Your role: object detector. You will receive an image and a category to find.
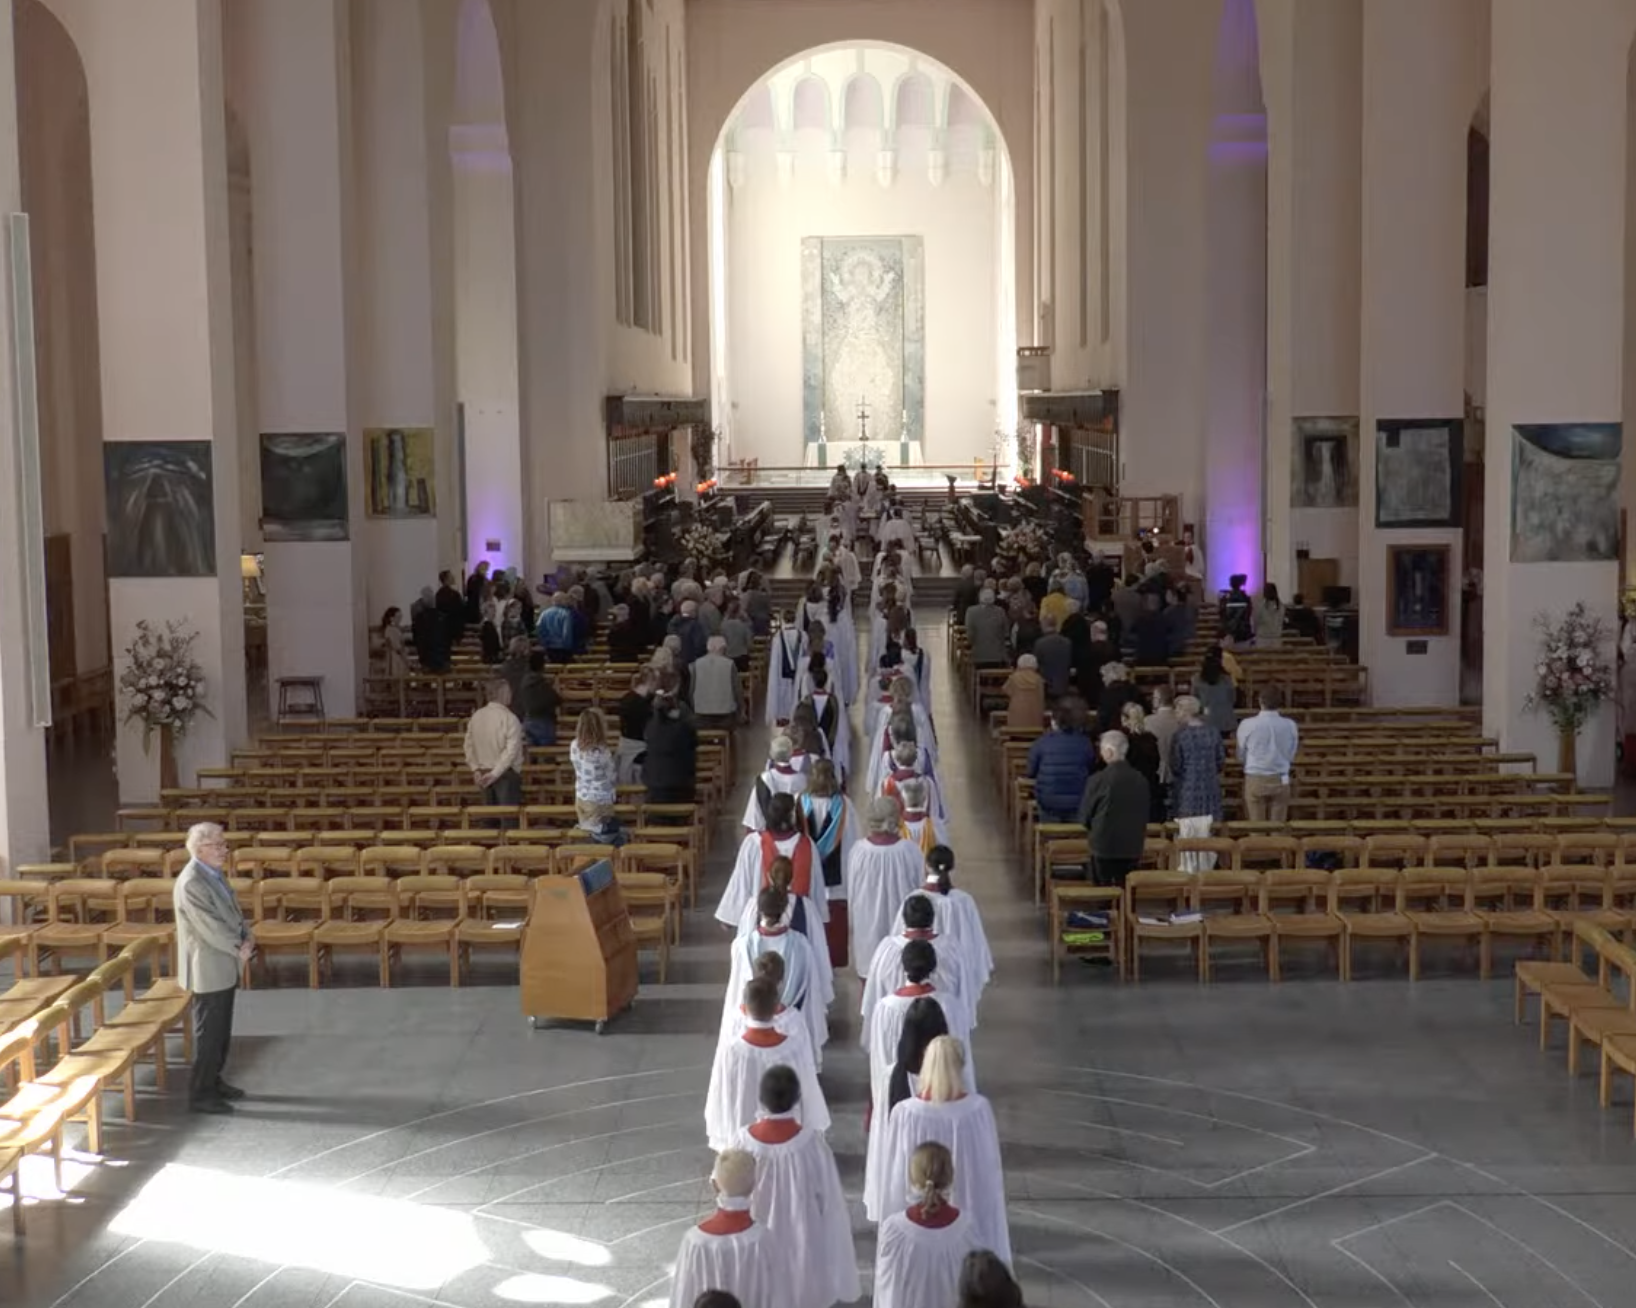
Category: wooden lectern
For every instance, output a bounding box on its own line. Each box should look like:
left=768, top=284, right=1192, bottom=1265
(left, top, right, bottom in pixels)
left=519, top=860, right=638, bottom=1033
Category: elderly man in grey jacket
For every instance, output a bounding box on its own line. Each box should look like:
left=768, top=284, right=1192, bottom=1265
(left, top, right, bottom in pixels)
left=175, top=822, right=253, bottom=1113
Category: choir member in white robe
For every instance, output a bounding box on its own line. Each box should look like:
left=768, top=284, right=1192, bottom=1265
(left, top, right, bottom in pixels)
left=903, top=844, right=994, bottom=995
left=799, top=760, right=857, bottom=969
left=716, top=795, right=829, bottom=932
left=872, top=1037, right=1011, bottom=1266
left=730, top=1066, right=859, bottom=1308
left=893, top=775, right=950, bottom=853
left=764, top=620, right=805, bottom=726
left=866, top=679, right=937, bottom=765
left=718, top=950, right=815, bottom=1062
left=847, top=798, right=930, bottom=979
left=879, top=509, right=917, bottom=560
left=861, top=895, right=977, bottom=1030
left=900, top=630, right=933, bottom=717
left=875, top=739, right=947, bottom=823
left=706, top=978, right=830, bottom=1150
left=873, top=1142, right=981, bottom=1308
left=795, top=619, right=840, bottom=701
left=742, top=735, right=809, bottom=831
left=668, top=1150, right=782, bottom=1308
left=834, top=538, right=861, bottom=591
left=800, top=674, right=849, bottom=782
left=727, top=883, right=830, bottom=1052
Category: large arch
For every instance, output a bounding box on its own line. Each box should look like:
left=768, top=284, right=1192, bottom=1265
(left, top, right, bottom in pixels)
left=685, top=0, right=1034, bottom=406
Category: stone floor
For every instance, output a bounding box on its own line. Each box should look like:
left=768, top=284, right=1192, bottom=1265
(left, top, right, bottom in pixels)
left=6, top=623, right=1636, bottom=1308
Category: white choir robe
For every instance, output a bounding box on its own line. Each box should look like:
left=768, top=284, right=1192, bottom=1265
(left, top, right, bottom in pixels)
left=717, top=996, right=814, bottom=1069
left=800, top=792, right=858, bottom=906
left=893, top=886, right=994, bottom=994
left=705, top=1021, right=830, bottom=1150
left=835, top=544, right=861, bottom=590
left=861, top=931, right=978, bottom=1030
left=765, top=628, right=806, bottom=726
left=716, top=831, right=830, bottom=932
left=667, top=1199, right=783, bottom=1308
left=872, top=757, right=947, bottom=825
left=827, top=607, right=860, bottom=704
left=725, top=924, right=831, bottom=1054
left=846, top=836, right=929, bottom=980
left=898, top=811, right=951, bottom=855
left=900, top=645, right=933, bottom=715
left=873, top=1208, right=982, bottom=1308
left=804, top=692, right=850, bottom=781
left=865, top=703, right=938, bottom=771
left=871, top=569, right=911, bottom=609
left=741, top=764, right=810, bottom=831
left=729, top=1115, right=861, bottom=1308
left=861, top=985, right=976, bottom=1211
left=869, top=1094, right=1012, bottom=1266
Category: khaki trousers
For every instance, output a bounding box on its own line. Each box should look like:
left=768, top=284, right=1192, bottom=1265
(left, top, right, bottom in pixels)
left=1243, top=773, right=1291, bottom=823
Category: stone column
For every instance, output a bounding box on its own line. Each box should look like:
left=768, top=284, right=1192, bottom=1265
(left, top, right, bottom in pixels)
left=1483, top=0, right=1636, bottom=784
left=0, top=0, right=51, bottom=865
left=352, top=0, right=460, bottom=618
left=235, top=0, right=369, bottom=719
left=58, top=0, right=246, bottom=799
left=1358, top=0, right=1486, bottom=706
left=1259, top=0, right=1361, bottom=600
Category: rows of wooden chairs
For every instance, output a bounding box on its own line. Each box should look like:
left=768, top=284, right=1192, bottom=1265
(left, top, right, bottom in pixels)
left=1515, top=920, right=1636, bottom=1136
left=2, top=842, right=686, bottom=989
left=1049, top=860, right=1636, bottom=986
left=0, top=937, right=187, bottom=1233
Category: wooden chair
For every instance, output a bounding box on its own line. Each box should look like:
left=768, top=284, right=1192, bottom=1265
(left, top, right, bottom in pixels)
left=1401, top=867, right=1482, bottom=980
left=29, top=880, right=115, bottom=976
left=424, top=845, right=489, bottom=878
left=1199, top=870, right=1277, bottom=981
left=1049, top=884, right=1124, bottom=982
left=310, top=877, right=393, bottom=986
left=1265, top=868, right=1342, bottom=978
left=488, top=846, right=557, bottom=878
left=246, top=878, right=324, bottom=987
left=295, top=845, right=360, bottom=880
left=616, top=871, right=674, bottom=983
left=456, top=873, right=529, bottom=981
left=1125, top=871, right=1205, bottom=983
left=358, top=846, right=427, bottom=879
left=1471, top=866, right=1557, bottom=980
left=381, top=876, right=464, bottom=986
left=1361, top=834, right=1427, bottom=870
left=1600, top=1032, right=1636, bottom=1134
left=554, top=844, right=616, bottom=878
left=100, top=848, right=166, bottom=880
left=99, top=880, right=178, bottom=979
left=1425, top=834, right=1494, bottom=870
left=1231, top=836, right=1301, bottom=872
left=618, top=844, right=689, bottom=943
left=1536, top=924, right=1627, bottom=1053
left=1333, top=868, right=1410, bottom=981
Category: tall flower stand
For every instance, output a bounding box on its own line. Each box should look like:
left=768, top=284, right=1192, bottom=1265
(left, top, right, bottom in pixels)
left=158, top=724, right=179, bottom=793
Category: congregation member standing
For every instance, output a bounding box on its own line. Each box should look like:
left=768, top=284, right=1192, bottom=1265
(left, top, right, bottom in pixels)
left=1076, top=730, right=1150, bottom=887
left=1026, top=698, right=1096, bottom=823
left=1236, top=686, right=1298, bottom=821
left=643, top=691, right=698, bottom=805
left=963, top=589, right=1009, bottom=671
left=463, top=681, right=525, bottom=806
left=690, top=635, right=744, bottom=728
left=537, top=592, right=577, bottom=664
left=569, top=709, right=618, bottom=830
left=175, top=822, right=252, bottom=1115
left=1169, top=694, right=1226, bottom=864
left=517, top=651, right=560, bottom=747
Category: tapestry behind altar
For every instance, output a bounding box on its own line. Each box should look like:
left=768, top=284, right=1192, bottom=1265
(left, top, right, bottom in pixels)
left=801, top=236, right=925, bottom=456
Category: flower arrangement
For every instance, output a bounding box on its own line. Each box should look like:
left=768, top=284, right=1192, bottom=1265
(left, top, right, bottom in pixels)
left=1000, top=521, right=1052, bottom=567
left=842, top=445, right=885, bottom=473
left=1524, top=601, right=1613, bottom=736
left=679, top=522, right=725, bottom=567
left=118, top=620, right=211, bottom=748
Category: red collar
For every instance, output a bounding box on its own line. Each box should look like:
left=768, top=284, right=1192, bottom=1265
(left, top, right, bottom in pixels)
left=742, top=1026, right=787, bottom=1048
left=758, top=924, right=788, bottom=937
left=903, top=928, right=936, bottom=941
left=770, top=764, right=797, bottom=775
left=699, top=1208, right=756, bottom=1236
left=867, top=833, right=901, bottom=847
left=749, top=1117, right=802, bottom=1144
left=895, top=982, right=934, bottom=997
left=907, top=1203, right=961, bottom=1229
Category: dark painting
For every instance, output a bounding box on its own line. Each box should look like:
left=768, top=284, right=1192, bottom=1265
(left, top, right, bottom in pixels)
left=260, top=433, right=348, bottom=542
left=104, top=441, right=216, bottom=578
left=1387, top=544, right=1450, bottom=637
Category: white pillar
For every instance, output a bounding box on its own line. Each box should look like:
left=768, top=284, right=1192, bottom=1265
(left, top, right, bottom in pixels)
left=1260, top=0, right=1361, bottom=600
left=1483, top=0, right=1636, bottom=784
left=236, top=0, right=369, bottom=719
left=0, top=0, right=51, bottom=866
left=63, top=0, right=246, bottom=800
left=353, top=0, right=460, bottom=618
left=1358, top=0, right=1486, bottom=707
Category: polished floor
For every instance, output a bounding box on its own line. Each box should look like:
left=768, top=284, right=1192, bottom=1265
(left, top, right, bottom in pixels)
left=7, top=624, right=1636, bottom=1308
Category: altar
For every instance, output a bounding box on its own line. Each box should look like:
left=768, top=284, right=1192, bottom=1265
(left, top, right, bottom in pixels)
left=802, top=396, right=924, bottom=470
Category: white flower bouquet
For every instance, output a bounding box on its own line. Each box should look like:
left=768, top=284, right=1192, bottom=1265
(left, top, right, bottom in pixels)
left=1000, top=521, right=1051, bottom=567
left=680, top=522, right=725, bottom=567
left=119, top=619, right=212, bottom=747
left=1523, top=601, right=1613, bottom=736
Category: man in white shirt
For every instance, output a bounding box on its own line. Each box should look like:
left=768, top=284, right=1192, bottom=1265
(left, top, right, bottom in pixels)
left=1235, top=686, right=1298, bottom=822
left=463, top=680, right=526, bottom=806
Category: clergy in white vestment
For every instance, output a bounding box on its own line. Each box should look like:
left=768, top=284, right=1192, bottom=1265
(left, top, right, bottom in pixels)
left=834, top=538, right=861, bottom=590
left=729, top=1065, right=860, bottom=1308
left=795, top=619, right=840, bottom=702
left=873, top=1141, right=982, bottom=1308
left=764, top=619, right=805, bottom=726
left=871, top=1037, right=1011, bottom=1266
left=894, top=775, right=950, bottom=853
left=890, top=845, right=994, bottom=996
left=862, top=944, right=976, bottom=1200
left=667, top=1149, right=783, bottom=1308
left=799, top=673, right=849, bottom=782
left=847, top=797, right=930, bottom=979
left=742, top=735, right=809, bottom=831
left=727, top=883, right=830, bottom=1053
left=799, top=760, right=857, bottom=969
left=706, top=977, right=830, bottom=1150
left=875, top=738, right=947, bottom=823
left=878, top=508, right=917, bottom=560
left=861, top=895, right=977, bottom=1031
left=866, top=678, right=936, bottom=765
left=716, top=794, right=829, bottom=932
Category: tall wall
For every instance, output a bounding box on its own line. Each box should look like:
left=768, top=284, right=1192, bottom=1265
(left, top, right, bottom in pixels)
left=723, top=131, right=1001, bottom=467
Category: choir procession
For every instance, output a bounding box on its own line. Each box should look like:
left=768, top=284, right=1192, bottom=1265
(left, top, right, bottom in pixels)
left=669, top=468, right=1009, bottom=1308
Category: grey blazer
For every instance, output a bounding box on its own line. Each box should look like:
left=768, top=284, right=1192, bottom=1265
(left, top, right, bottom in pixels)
left=174, top=857, right=247, bottom=994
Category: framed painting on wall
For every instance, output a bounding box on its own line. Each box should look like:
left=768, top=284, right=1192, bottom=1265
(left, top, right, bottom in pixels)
left=365, top=427, right=436, bottom=518
left=1290, top=417, right=1358, bottom=508
left=104, top=440, right=217, bottom=577
left=1386, top=544, right=1451, bottom=637
left=259, top=433, right=348, bottom=541
left=1375, top=419, right=1462, bottom=528
left=1509, top=422, right=1621, bottom=562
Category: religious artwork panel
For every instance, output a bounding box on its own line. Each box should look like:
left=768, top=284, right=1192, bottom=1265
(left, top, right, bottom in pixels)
left=259, top=433, right=348, bottom=542
left=801, top=236, right=925, bottom=461
left=1374, top=419, right=1462, bottom=528
left=1510, top=423, right=1622, bottom=563
left=104, top=441, right=217, bottom=578
left=365, top=427, right=436, bottom=518
left=1386, top=544, right=1451, bottom=637
left=1290, top=417, right=1358, bottom=508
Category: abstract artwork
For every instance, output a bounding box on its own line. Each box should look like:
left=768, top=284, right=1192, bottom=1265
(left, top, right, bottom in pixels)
left=104, top=441, right=216, bottom=578
left=365, top=427, right=436, bottom=518
left=1387, top=544, right=1451, bottom=637
left=1375, top=419, right=1462, bottom=528
left=1291, top=417, right=1358, bottom=508
left=260, top=433, right=348, bottom=542
left=1510, top=423, right=1621, bottom=562
left=802, top=236, right=924, bottom=457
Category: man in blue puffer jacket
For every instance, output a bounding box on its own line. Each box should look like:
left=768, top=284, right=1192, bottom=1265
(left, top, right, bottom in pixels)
left=1026, top=697, right=1098, bottom=823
